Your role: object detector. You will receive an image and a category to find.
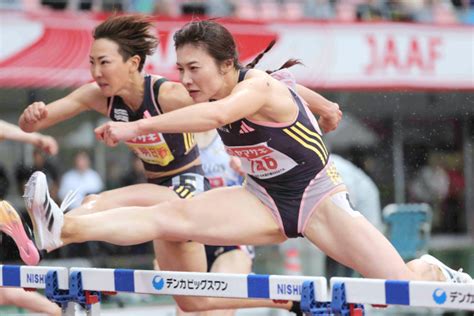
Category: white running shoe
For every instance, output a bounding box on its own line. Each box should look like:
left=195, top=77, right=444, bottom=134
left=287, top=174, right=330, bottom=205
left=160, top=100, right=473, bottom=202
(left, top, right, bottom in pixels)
left=23, top=171, right=76, bottom=252
left=420, top=254, right=473, bottom=283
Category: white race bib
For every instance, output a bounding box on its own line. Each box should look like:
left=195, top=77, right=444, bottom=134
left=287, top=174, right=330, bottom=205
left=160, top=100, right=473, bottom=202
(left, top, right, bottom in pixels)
left=225, top=142, right=297, bottom=179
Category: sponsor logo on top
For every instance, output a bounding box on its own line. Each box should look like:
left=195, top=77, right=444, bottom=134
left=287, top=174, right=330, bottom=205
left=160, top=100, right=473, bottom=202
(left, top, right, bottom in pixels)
left=432, top=288, right=447, bottom=305
left=276, top=283, right=302, bottom=296
left=151, top=275, right=229, bottom=293
left=26, top=273, right=46, bottom=285
left=432, top=288, right=474, bottom=306
left=152, top=276, right=165, bottom=290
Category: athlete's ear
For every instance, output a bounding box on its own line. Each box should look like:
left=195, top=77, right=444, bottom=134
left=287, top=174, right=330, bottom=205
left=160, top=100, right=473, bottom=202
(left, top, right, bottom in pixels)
left=219, top=59, right=234, bottom=75
left=128, top=55, right=141, bottom=72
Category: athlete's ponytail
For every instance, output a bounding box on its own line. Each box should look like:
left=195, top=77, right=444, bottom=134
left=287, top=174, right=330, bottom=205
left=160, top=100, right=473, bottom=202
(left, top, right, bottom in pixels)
left=245, top=40, right=276, bottom=69
left=245, top=40, right=303, bottom=73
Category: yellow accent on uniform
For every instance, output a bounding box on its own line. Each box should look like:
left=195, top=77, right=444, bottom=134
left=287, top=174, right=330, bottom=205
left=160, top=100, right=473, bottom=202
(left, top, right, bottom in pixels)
left=175, top=186, right=185, bottom=194
left=326, top=163, right=343, bottom=185
left=183, top=133, right=195, bottom=153
left=295, top=122, right=329, bottom=156
left=183, top=134, right=190, bottom=152
left=180, top=188, right=190, bottom=198
left=289, top=126, right=328, bottom=160
left=283, top=128, right=326, bottom=165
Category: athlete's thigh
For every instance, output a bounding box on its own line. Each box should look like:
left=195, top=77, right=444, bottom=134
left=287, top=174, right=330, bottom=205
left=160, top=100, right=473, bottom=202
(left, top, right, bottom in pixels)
left=303, top=190, right=409, bottom=279
left=178, top=186, right=286, bottom=246
left=87, top=183, right=178, bottom=210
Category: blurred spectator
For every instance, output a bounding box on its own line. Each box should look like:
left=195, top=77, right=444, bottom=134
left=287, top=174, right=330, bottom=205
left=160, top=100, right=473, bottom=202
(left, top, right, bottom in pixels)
left=207, top=0, right=234, bottom=16
left=335, top=0, right=358, bottom=21
left=153, top=0, right=179, bottom=16
left=325, top=154, right=382, bottom=278
left=0, top=118, right=60, bottom=201
left=195, top=129, right=242, bottom=188
left=332, top=154, right=382, bottom=229
left=432, top=0, right=459, bottom=23
left=58, top=150, right=104, bottom=208
left=409, top=153, right=449, bottom=232
left=356, top=0, right=385, bottom=21
left=457, top=0, right=474, bottom=24
left=441, top=152, right=466, bottom=233
left=306, top=0, right=335, bottom=20
left=15, top=148, right=61, bottom=202
left=9, top=0, right=467, bottom=25
left=181, top=0, right=208, bottom=15
left=386, top=0, right=416, bottom=21
left=0, top=0, right=41, bottom=10
left=231, top=0, right=258, bottom=19
left=120, top=155, right=147, bottom=187
left=125, top=0, right=155, bottom=12
left=41, top=0, right=67, bottom=10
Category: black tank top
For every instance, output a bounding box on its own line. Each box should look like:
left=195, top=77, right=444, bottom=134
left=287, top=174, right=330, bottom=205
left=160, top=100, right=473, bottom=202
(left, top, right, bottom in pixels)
left=107, top=75, right=202, bottom=184
left=217, top=69, right=329, bottom=193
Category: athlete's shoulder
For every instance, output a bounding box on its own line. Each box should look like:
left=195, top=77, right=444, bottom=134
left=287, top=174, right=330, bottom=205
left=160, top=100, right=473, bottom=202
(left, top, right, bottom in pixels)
left=156, top=80, right=193, bottom=112
left=149, top=74, right=167, bottom=83
left=234, top=70, right=272, bottom=92
left=242, top=68, right=268, bottom=79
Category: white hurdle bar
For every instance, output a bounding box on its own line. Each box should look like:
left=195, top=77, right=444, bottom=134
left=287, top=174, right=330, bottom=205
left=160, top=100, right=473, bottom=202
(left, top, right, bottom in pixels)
left=331, top=277, right=474, bottom=311
left=70, top=267, right=328, bottom=302
left=1, top=265, right=473, bottom=313
left=0, top=265, right=69, bottom=290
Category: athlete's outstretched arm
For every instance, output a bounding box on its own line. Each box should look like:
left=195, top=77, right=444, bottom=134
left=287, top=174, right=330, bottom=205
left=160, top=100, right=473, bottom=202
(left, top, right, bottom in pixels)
left=295, top=84, right=342, bottom=133
left=0, top=120, right=58, bottom=155
left=18, top=83, right=108, bottom=132
left=95, top=77, right=270, bottom=146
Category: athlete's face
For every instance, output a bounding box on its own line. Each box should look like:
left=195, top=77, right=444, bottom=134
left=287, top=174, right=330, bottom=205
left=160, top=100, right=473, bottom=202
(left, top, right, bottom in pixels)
left=176, top=44, right=228, bottom=103
left=89, top=38, right=136, bottom=97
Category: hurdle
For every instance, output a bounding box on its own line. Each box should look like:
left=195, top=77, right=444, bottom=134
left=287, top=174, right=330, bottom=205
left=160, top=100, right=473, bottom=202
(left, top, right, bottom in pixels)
left=330, top=277, right=474, bottom=312
left=1, top=265, right=473, bottom=315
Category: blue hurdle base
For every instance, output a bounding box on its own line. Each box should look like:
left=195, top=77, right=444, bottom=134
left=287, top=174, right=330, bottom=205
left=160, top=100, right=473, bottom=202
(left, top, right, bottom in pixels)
left=300, top=280, right=365, bottom=316
left=46, top=270, right=101, bottom=316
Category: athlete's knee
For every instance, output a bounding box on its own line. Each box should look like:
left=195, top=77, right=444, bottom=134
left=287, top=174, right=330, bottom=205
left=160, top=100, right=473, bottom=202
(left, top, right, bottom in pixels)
left=176, top=297, right=213, bottom=312
left=169, top=199, right=197, bottom=231
left=81, top=193, right=100, bottom=206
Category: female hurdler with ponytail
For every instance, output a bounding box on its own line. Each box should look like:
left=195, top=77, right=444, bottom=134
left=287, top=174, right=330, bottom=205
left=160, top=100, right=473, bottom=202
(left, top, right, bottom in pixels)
left=11, top=18, right=472, bottom=315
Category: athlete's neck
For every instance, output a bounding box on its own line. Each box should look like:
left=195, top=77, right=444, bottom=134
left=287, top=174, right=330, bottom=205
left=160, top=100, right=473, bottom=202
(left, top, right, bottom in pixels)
left=116, top=72, right=145, bottom=111
left=212, top=68, right=240, bottom=100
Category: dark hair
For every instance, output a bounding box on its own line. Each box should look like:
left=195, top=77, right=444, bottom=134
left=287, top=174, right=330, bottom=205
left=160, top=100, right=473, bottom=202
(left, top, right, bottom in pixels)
left=93, top=15, right=158, bottom=72
left=174, top=20, right=301, bottom=73
left=245, top=40, right=303, bottom=73
left=173, top=20, right=241, bottom=69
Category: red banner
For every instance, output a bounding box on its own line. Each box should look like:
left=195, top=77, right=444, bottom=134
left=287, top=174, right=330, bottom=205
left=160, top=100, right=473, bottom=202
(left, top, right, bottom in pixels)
left=0, top=11, right=472, bottom=90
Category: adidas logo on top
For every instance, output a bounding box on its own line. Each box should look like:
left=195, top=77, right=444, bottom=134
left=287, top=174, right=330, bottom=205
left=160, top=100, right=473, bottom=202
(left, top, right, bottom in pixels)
left=239, top=121, right=255, bottom=134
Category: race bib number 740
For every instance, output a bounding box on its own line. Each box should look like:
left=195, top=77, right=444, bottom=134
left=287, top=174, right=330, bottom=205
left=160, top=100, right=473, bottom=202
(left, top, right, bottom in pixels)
left=225, top=142, right=297, bottom=179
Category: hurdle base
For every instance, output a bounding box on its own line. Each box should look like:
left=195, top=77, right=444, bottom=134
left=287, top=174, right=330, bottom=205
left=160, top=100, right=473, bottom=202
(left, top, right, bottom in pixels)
left=331, top=282, right=365, bottom=316
left=46, top=270, right=101, bottom=316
